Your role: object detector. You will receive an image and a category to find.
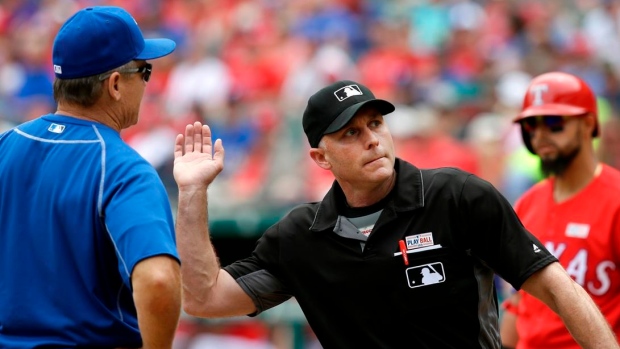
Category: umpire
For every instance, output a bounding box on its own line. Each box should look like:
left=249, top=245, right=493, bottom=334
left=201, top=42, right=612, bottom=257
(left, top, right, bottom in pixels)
left=173, top=80, right=619, bottom=349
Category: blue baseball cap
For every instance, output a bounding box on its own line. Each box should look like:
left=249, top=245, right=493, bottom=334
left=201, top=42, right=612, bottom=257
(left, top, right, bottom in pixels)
left=52, top=6, right=176, bottom=79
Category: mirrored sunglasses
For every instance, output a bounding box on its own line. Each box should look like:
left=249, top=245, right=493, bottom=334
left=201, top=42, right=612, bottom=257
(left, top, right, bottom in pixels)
left=520, top=115, right=567, bottom=133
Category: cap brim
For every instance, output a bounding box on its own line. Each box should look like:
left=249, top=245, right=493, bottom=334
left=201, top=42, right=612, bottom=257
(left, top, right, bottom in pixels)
left=324, top=99, right=396, bottom=134
left=136, top=38, right=176, bottom=60
left=514, top=103, right=587, bottom=122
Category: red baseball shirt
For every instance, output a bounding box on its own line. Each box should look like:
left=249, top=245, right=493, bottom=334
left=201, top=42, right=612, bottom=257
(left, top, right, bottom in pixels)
left=514, top=164, right=620, bottom=349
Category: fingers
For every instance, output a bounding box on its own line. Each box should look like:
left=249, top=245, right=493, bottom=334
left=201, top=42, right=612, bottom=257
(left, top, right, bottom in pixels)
left=183, top=123, right=194, bottom=154
left=173, top=134, right=184, bottom=160
left=213, top=138, right=225, bottom=164
left=176, top=122, right=221, bottom=157
left=193, top=121, right=203, bottom=153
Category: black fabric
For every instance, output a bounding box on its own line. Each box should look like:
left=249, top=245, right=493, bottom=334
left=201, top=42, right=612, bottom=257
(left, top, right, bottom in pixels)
left=224, top=159, right=557, bottom=349
left=301, top=80, right=395, bottom=147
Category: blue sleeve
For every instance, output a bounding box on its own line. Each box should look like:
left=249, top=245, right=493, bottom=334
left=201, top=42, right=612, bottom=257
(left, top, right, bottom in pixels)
left=103, top=155, right=179, bottom=287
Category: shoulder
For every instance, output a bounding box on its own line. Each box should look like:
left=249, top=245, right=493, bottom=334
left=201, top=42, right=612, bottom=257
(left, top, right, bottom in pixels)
left=97, top=128, right=153, bottom=169
left=420, top=166, right=472, bottom=183
left=517, top=178, right=553, bottom=202
left=599, top=165, right=620, bottom=191
left=279, top=202, right=320, bottom=226
left=420, top=166, right=492, bottom=195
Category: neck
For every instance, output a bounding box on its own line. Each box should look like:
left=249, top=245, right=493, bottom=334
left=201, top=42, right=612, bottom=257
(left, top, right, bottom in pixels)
left=56, top=103, right=122, bottom=132
left=341, top=171, right=397, bottom=208
left=553, top=152, right=600, bottom=203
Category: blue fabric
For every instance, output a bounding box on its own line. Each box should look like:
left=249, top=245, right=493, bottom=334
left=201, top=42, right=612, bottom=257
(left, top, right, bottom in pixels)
left=52, top=6, right=176, bottom=79
left=0, top=114, right=179, bottom=347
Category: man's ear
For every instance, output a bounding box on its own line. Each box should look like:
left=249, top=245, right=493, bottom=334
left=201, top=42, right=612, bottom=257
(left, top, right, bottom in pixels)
left=104, top=72, right=122, bottom=101
left=584, top=113, right=597, bottom=136
left=309, top=147, right=331, bottom=170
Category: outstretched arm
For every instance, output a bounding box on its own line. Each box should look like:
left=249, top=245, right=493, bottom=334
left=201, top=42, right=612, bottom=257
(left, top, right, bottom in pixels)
left=521, top=262, right=619, bottom=349
left=173, top=122, right=256, bottom=317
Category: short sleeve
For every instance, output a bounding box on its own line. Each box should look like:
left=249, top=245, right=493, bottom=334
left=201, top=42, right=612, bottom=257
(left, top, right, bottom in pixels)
left=459, top=175, right=557, bottom=289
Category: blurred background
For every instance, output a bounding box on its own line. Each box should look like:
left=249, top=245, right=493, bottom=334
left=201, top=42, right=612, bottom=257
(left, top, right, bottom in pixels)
left=2, top=0, right=620, bottom=348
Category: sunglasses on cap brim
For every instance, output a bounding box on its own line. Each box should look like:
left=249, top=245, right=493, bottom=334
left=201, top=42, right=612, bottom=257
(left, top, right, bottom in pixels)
left=520, top=115, right=568, bottom=133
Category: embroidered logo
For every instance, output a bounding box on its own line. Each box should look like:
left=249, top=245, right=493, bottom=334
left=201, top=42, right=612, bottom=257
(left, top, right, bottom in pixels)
left=530, top=84, right=548, bottom=105
left=405, top=262, right=445, bottom=288
left=405, top=232, right=434, bottom=250
left=334, top=84, right=363, bottom=101
left=48, top=123, right=65, bottom=134
left=565, top=223, right=590, bottom=239
left=533, top=244, right=541, bottom=253
left=53, top=65, right=62, bottom=74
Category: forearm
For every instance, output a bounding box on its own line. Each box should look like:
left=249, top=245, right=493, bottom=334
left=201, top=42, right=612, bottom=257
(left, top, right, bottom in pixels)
left=132, top=257, right=181, bottom=349
left=176, top=186, right=221, bottom=311
left=552, top=283, right=618, bottom=349
left=522, top=263, right=619, bottom=349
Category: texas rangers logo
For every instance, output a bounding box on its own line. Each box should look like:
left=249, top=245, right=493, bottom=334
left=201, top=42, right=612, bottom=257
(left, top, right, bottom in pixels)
left=530, top=84, right=548, bottom=105
left=334, top=84, right=363, bottom=101
left=405, top=262, right=445, bottom=288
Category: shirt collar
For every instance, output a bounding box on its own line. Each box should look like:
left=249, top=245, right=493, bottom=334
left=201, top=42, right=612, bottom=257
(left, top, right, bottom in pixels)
left=309, top=158, right=425, bottom=232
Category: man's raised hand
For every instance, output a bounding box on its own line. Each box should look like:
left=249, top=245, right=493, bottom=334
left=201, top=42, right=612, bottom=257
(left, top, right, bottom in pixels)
left=173, top=122, right=224, bottom=190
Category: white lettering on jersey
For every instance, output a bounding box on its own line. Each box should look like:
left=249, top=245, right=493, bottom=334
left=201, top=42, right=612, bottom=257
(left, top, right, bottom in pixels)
left=544, top=241, right=567, bottom=258
left=565, top=223, right=590, bottom=239
left=566, top=249, right=588, bottom=286
left=588, top=261, right=615, bottom=296
left=545, top=243, right=615, bottom=295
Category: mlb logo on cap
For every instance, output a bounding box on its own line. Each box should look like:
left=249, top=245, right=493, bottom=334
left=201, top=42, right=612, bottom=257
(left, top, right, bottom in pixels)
left=302, top=80, right=396, bottom=148
left=334, top=85, right=363, bottom=102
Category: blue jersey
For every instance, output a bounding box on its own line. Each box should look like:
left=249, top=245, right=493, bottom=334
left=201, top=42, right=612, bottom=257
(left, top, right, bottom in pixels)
left=0, top=114, right=179, bottom=347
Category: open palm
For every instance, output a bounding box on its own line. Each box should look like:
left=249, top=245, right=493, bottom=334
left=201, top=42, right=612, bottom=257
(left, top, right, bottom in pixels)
left=173, top=122, right=225, bottom=189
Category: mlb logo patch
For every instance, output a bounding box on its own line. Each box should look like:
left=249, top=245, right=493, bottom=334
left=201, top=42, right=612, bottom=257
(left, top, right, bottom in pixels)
left=405, top=262, right=445, bottom=288
left=54, top=65, right=62, bottom=74
left=48, top=123, right=65, bottom=134
left=334, top=84, right=363, bottom=101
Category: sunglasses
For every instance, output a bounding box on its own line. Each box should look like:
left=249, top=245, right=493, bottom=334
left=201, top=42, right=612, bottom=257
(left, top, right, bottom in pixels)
left=520, top=115, right=568, bottom=133
left=99, top=63, right=152, bottom=83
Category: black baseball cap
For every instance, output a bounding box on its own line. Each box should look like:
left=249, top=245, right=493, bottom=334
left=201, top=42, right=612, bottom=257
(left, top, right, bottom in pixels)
left=302, top=80, right=396, bottom=148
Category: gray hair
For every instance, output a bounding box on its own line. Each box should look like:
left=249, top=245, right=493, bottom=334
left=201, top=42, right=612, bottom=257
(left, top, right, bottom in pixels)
left=53, top=61, right=136, bottom=107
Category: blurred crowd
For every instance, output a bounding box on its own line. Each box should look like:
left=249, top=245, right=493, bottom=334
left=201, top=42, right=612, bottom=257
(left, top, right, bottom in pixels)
left=2, top=0, right=620, bottom=209
left=2, top=0, right=620, bottom=347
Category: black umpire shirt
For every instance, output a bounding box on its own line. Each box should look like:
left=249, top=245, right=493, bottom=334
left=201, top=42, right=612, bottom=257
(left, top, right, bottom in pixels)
left=224, top=158, right=557, bottom=349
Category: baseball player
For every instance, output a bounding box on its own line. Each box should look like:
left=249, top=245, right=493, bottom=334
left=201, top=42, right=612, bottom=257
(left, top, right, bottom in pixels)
left=0, top=6, right=181, bottom=348
left=500, top=72, right=620, bottom=349
left=173, top=80, right=619, bottom=348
